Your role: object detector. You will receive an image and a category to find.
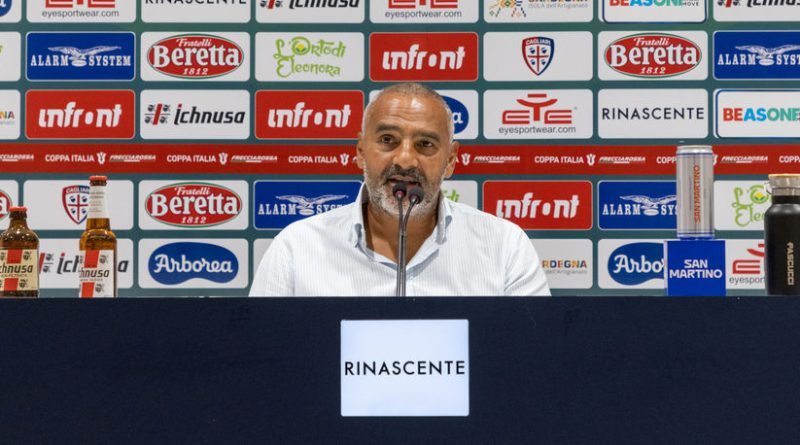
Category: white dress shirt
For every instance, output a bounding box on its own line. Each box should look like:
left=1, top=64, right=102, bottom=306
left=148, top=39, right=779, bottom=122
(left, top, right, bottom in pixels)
left=249, top=186, right=551, bottom=297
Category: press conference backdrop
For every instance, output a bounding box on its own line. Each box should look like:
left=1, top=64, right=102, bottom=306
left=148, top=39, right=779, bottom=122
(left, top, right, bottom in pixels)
left=0, top=0, right=797, bottom=297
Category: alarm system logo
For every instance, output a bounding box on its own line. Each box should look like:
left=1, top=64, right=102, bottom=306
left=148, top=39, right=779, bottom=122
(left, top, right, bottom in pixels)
left=26, top=32, right=135, bottom=81
left=254, top=180, right=361, bottom=230
left=714, top=31, right=800, bottom=80
left=598, top=181, right=677, bottom=230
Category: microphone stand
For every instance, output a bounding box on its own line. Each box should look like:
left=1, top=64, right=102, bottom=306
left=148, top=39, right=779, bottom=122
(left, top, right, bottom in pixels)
left=394, top=185, right=422, bottom=297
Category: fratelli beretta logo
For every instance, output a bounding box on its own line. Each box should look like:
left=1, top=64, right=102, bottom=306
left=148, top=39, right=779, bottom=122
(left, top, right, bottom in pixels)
left=714, top=31, right=800, bottom=80
left=26, top=32, right=135, bottom=81
left=599, top=181, right=677, bottom=230
left=148, top=242, right=238, bottom=285
left=254, top=180, right=361, bottom=229
left=608, top=242, right=664, bottom=286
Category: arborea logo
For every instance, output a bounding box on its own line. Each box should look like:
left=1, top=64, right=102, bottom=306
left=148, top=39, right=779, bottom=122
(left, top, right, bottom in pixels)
left=255, top=90, right=363, bottom=140
left=370, top=33, right=478, bottom=81
left=482, top=181, right=593, bottom=230
left=148, top=242, right=238, bottom=285
left=608, top=242, right=664, bottom=286
left=25, top=90, right=135, bottom=139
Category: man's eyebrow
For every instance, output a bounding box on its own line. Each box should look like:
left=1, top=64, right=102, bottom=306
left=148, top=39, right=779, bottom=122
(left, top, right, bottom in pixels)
left=374, top=124, right=442, bottom=142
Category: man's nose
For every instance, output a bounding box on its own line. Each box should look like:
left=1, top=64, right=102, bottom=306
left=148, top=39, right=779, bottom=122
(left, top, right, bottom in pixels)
left=393, top=139, right=418, bottom=169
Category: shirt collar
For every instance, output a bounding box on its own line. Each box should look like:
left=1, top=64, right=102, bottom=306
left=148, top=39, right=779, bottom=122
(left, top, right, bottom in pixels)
left=350, top=184, right=453, bottom=247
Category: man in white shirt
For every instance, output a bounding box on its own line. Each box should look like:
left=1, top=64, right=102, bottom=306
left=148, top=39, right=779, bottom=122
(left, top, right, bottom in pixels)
left=250, top=83, right=550, bottom=296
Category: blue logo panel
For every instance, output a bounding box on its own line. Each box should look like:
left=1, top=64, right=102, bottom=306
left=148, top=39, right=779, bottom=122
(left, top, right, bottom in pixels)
left=254, top=181, right=361, bottom=230
left=714, top=31, right=800, bottom=80
left=598, top=181, right=676, bottom=230
left=149, top=242, right=238, bottom=285
left=442, top=95, right=469, bottom=135
left=608, top=242, right=664, bottom=286
left=0, top=1, right=11, bottom=18
left=27, top=32, right=136, bottom=81
left=665, top=239, right=726, bottom=297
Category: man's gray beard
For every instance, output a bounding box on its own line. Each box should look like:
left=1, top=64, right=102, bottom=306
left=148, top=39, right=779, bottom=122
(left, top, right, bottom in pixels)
left=363, top=168, right=441, bottom=220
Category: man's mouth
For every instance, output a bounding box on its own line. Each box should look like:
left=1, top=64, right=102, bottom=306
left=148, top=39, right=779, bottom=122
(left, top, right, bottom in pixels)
left=387, top=178, right=421, bottom=188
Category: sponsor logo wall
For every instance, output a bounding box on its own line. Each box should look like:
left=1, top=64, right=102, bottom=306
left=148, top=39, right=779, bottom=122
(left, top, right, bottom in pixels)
left=0, top=2, right=790, bottom=297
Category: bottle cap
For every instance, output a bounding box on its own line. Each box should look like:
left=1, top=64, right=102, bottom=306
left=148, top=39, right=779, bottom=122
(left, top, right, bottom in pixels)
left=9, top=206, right=27, bottom=212
left=769, top=174, right=800, bottom=196
left=89, top=175, right=108, bottom=182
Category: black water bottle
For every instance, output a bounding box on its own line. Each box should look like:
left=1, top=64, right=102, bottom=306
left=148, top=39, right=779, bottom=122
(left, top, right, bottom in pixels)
left=765, top=174, right=800, bottom=295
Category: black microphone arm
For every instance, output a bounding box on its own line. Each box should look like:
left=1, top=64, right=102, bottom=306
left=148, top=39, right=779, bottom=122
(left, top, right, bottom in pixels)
left=395, top=185, right=424, bottom=297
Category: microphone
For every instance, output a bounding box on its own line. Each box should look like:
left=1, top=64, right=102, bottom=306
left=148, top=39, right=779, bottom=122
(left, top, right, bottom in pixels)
left=395, top=184, right=424, bottom=297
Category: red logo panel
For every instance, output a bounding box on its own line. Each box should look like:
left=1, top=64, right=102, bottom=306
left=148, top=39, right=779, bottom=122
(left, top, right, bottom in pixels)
left=145, top=183, right=242, bottom=227
left=26, top=90, right=135, bottom=140
left=370, top=33, right=478, bottom=82
left=255, top=90, right=364, bottom=140
left=482, top=181, right=593, bottom=230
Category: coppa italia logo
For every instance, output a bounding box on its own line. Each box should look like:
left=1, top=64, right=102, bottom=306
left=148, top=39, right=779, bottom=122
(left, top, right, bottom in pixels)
left=147, top=34, right=243, bottom=79
left=370, top=33, right=478, bottom=81
left=255, top=90, right=363, bottom=140
left=148, top=242, right=238, bottom=285
left=0, top=189, right=11, bottom=220
left=482, top=181, right=592, bottom=230
left=145, top=182, right=242, bottom=228
left=603, top=32, right=702, bottom=78
left=25, top=90, right=135, bottom=139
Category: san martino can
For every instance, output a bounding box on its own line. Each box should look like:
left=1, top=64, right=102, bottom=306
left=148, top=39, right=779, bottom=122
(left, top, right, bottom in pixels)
left=676, top=145, right=714, bottom=239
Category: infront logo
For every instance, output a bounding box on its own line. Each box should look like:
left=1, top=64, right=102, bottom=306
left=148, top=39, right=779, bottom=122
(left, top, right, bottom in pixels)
left=26, top=90, right=135, bottom=139
left=255, top=90, right=363, bottom=140
left=482, top=181, right=592, bottom=230
left=370, top=33, right=478, bottom=81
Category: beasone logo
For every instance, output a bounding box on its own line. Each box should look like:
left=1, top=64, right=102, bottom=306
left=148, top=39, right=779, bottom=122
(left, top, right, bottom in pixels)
left=442, top=95, right=468, bottom=134
left=482, top=181, right=592, bottom=230
left=370, top=33, right=478, bottom=81
left=25, top=90, right=135, bottom=139
left=608, top=242, right=664, bottom=286
left=148, top=242, right=238, bottom=285
left=147, top=34, right=243, bottom=79
left=255, top=90, right=363, bottom=140
left=145, top=183, right=242, bottom=228
left=605, top=33, right=701, bottom=78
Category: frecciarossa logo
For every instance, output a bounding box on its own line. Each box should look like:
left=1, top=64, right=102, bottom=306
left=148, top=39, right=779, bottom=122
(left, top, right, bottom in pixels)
left=147, top=34, right=244, bottom=79
left=608, top=242, right=664, bottom=285
left=145, top=182, right=242, bottom=228
left=605, top=33, right=701, bottom=78
left=369, top=33, right=478, bottom=81
left=148, top=242, right=238, bottom=285
left=25, top=90, right=135, bottom=139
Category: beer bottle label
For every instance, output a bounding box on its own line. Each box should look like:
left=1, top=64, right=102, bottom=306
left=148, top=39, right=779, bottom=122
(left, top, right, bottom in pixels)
left=88, top=186, right=108, bottom=219
left=0, top=249, right=39, bottom=292
left=78, top=250, right=115, bottom=298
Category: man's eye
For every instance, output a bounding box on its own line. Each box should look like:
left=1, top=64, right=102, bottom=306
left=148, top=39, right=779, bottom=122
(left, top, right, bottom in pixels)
left=380, top=135, right=395, bottom=144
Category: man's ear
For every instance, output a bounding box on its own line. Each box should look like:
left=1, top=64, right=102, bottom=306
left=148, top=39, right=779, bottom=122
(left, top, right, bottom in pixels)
left=444, top=141, right=459, bottom=179
left=356, top=133, right=365, bottom=169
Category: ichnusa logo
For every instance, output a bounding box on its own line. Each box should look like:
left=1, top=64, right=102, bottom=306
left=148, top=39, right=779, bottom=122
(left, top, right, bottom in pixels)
left=142, top=32, right=249, bottom=81
left=598, top=181, right=677, bottom=230
left=148, top=242, right=238, bottom=286
left=370, top=32, right=478, bottom=82
left=145, top=182, right=242, bottom=228
left=714, top=31, right=800, bottom=80
left=25, top=90, right=135, bottom=139
left=255, top=90, right=364, bottom=140
left=607, top=242, right=664, bottom=287
left=258, top=0, right=364, bottom=23
left=26, top=32, right=135, bottom=81
left=254, top=180, right=361, bottom=230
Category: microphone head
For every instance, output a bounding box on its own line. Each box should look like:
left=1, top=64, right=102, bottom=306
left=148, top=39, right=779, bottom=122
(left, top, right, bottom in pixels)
left=392, top=181, right=408, bottom=199
left=408, top=187, right=424, bottom=204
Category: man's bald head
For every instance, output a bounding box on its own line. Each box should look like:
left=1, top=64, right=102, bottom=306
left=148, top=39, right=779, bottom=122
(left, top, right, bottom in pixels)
left=362, top=83, right=455, bottom=144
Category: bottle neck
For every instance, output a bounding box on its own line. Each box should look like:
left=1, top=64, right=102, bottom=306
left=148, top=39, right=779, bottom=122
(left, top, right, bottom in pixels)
left=8, top=216, right=29, bottom=230
left=772, top=195, right=800, bottom=204
left=86, top=183, right=110, bottom=230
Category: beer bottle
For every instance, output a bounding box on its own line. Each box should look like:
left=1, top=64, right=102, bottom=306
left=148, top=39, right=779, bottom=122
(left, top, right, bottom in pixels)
left=0, top=206, right=39, bottom=298
left=78, top=176, right=117, bottom=298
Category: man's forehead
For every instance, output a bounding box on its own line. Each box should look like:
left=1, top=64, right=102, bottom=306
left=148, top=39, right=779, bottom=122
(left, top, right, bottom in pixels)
left=366, top=93, right=449, bottom=131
